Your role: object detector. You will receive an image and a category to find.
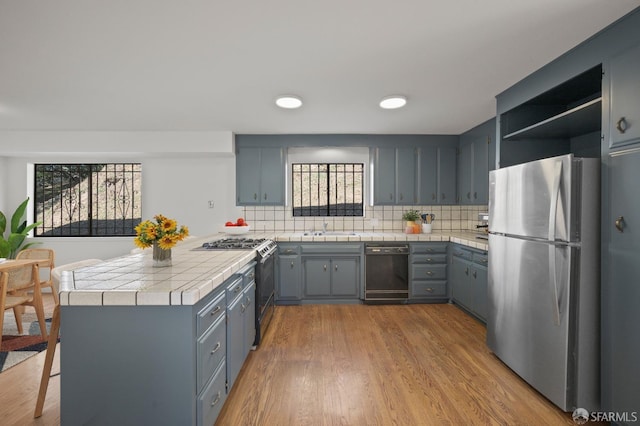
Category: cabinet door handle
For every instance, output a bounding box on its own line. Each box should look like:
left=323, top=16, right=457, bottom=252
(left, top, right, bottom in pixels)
left=389, top=193, right=393, bottom=200
left=467, top=192, right=471, bottom=199
left=253, top=193, right=257, bottom=200
left=473, top=271, right=477, bottom=279
left=210, top=306, right=221, bottom=316
left=399, top=193, right=404, bottom=201
left=616, top=117, right=628, bottom=134
left=441, top=193, right=446, bottom=200
left=264, top=193, right=267, bottom=200
left=425, top=287, right=434, bottom=293
left=474, top=192, right=477, bottom=199
left=241, top=303, right=246, bottom=313
left=615, top=216, right=625, bottom=233
left=211, top=392, right=221, bottom=407
left=290, top=261, right=295, bottom=268
left=323, top=264, right=327, bottom=271
left=210, top=342, right=221, bottom=354
left=432, top=193, right=436, bottom=200
left=335, top=264, right=338, bottom=271
left=426, top=258, right=433, bottom=262
left=234, top=285, right=241, bottom=294
left=426, top=270, right=433, bottom=276
left=465, top=267, right=469, bottom=275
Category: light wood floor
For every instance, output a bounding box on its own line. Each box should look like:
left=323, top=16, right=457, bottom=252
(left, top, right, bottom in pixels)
left=216, top=303, right=583, bottom=426
left=0, top=297, right=588, bottom=425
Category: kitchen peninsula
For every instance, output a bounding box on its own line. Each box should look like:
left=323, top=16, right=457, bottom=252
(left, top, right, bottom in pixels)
left=59, top=231, right=486, bottom=425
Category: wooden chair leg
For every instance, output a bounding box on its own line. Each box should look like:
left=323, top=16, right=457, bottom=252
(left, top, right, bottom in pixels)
left=13, top=305, right=24, bottom=334
left=34, top=304, right=60, bottom=418
left=49, top=285, right=60, bottom=305
left=32, top=289, right=48, bottom=340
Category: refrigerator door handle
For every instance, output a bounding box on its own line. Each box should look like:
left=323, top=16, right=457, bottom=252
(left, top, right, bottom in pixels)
left=548, top=160, right=563, bottom=242
left=548, top=244, right=561, bottom=326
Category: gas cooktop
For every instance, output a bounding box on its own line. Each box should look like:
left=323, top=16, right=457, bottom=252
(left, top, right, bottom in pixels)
left=194, top=237, right=277, bottom=257
left=200, top=238, right=268, bottom=250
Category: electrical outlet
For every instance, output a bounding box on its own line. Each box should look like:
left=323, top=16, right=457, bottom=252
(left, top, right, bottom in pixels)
left=208, top=201, right=215, bottom=208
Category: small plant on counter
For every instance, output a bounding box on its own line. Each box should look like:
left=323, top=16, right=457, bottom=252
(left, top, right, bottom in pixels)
left=402, top=209, right=421, bottom=222
left=134, top=214, right=189, bottom=250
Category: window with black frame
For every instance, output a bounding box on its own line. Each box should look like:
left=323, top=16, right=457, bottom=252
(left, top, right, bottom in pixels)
left=292, top=163, right=364, bottom=217
left=34, top=163, right=142, bottom=236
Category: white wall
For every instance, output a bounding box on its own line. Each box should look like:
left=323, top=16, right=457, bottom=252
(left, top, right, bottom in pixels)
left=0, top=131, right=241, bottom=265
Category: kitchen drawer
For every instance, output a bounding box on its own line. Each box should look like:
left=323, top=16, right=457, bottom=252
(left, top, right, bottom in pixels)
left=278, top=244, right=300, bottom=255
left=412, top=264, right=447, bottom=280
left=198, top=360, right=227, bottom=426
left=451, top=247, right=473, bottom=261
left=239, top=261, right=256, bottom=285
left=225, top=275, right=244, bottom=300
left=197, top=313, right=226, bottom=392
left=196, top=291, right=225, bottom=338
left=411, top=243, right=448, bottom=254
left=412, top=254, right=447, bottom=264
left=411, top=281, right=447, bottom=298
left=473, top=252, right=488, bottom=267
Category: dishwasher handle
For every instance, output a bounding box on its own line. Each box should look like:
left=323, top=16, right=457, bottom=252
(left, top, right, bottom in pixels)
left=365, top=245, right=409, bottom=255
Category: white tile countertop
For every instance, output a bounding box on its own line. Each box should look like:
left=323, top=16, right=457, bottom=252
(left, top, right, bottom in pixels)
left=59, top=231, right=488, bottom=307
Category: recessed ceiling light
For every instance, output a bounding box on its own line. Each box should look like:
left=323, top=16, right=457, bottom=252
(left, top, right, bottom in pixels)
left=379, top=95, right=407, bottom=109
left=275, top=95, right=303, bottom=109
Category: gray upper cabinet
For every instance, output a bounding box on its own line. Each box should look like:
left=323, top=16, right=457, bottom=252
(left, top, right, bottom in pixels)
left=419, top=146, right=457, bottom=205
left=437, top=147, right=457, bottom=204
left=236, top=147, right=284, bottom=205
left=609, top=43, right=640, bottom=149
left=458, top=136, right=490, bottom=204
left=374, top=147, right=417, bottom=205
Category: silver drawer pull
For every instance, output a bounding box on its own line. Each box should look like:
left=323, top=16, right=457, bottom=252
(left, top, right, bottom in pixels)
left=426, top=271, right=433, bottom=276
left=211, top=342, right=221, bottom=354
left=210, top=306, right=221, bottom=316
left=211, top=391, right=221, bottom=406
left=425, top=287, right=434, bottom=293
left=234, top=285, right=241, bottom=293
left=241, top=303, right=246, bottom=313
left=426, top=258, right=433, bottom=262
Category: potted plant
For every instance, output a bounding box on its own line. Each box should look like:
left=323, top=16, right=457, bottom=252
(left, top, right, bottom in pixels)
left=402, top=209, right=421, bottom=234
left=0, top=197, right=42, bottom=259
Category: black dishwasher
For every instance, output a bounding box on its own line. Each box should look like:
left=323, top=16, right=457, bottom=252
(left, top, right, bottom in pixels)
left=364, top=243, right=409, bottom=303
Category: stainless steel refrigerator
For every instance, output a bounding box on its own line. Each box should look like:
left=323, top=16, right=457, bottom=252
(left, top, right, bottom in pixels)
left=487, top=154, right=600, bottom=412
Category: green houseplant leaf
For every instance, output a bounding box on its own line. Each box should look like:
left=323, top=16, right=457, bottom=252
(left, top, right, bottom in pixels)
left=0, top=197, right=42, bottom=258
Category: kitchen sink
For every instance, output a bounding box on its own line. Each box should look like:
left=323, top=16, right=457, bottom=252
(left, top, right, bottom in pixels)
left=302, top=231, right=358, bottom=236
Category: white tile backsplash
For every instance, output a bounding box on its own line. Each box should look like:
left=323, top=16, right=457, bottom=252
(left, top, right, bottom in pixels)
left=241, top=204, right=488, bottom=233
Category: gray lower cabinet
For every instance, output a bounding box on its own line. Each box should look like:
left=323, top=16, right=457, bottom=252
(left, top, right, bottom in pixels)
left=602, top=149, right=640, bottom=417
left=450, top=244, right=488, bottom=322
left=300, top=243, right=362, bottom=301
left=226, top=263, right=256, bottom=392
left=303, top=257, right=359, bottom=298
left=276, top=244, right=301, bottom=303
left=409, top=242, right=448, bottom=301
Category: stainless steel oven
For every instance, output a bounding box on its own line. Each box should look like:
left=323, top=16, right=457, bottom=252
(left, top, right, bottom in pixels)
left=364, top=242, right=409, bottom=303
left=254, top=241, right=277, bottom=346
left=194, top=237, right=277, bottom=346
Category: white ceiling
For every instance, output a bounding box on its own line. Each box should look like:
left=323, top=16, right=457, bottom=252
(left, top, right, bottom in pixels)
left=0, top=1, right=638, bottom=135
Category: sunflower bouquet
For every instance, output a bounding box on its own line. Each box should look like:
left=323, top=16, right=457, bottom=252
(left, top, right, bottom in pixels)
left=134, top=214, right=189, bottom=250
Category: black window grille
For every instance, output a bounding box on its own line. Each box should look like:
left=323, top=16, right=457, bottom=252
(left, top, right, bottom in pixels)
left=34, top=163, right=142, bottom=236
left=292, top=163, right=364, bottom=217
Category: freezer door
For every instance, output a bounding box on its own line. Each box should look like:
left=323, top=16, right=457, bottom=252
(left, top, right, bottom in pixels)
left=489, top=154, right=574, bottom=242
left=487, top=234, right=575, bottom=410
